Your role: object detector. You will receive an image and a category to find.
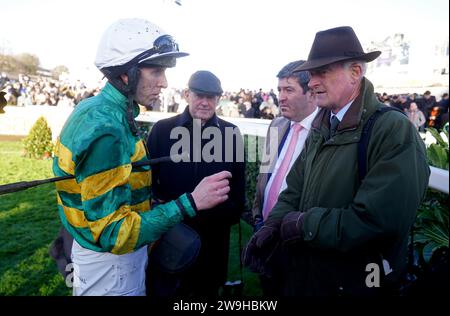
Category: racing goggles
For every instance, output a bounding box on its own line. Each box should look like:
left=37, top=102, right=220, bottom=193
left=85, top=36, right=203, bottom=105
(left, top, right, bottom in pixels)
left=135, top=35, right=180, bottom=64
left=110, top=35, right=182, bottom=76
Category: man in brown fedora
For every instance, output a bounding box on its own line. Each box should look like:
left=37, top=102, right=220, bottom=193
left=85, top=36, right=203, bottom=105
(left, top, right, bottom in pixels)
left=243, top=26, right=430, bottom=296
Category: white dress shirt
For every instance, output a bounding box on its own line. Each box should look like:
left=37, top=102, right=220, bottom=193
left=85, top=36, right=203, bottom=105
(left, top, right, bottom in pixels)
left=262, top=108, right=318, bottom=212
left=330, top=100, right=353, bottom=123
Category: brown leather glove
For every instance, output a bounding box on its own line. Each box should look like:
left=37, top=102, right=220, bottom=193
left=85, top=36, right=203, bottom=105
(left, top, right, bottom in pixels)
left=242, top=218, right=281, bottom=277
left=280, top=211, right=305, bottom=243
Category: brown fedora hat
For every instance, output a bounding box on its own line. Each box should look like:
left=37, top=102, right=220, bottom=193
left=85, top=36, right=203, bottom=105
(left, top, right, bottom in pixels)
left=294, top=26, right=381, bottom=72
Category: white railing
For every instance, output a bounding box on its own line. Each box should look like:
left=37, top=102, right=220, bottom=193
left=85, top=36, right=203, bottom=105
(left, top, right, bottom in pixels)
left=429, top=166, right=449, bottom=194
left=136, top=111, right=450, bottom=194
left=1, top=106, right=448, bottom=194
left=137, top=111, right=272, bottom=137
left=0, top=105, right=73, bottom=141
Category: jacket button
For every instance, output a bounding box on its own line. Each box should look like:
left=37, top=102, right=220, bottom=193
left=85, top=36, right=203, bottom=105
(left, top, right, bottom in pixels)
left=308, top=232, right=313, bottom=237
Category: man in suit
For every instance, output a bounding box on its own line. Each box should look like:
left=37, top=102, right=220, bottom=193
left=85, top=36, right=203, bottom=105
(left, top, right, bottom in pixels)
left=250, top=60, right=317, bottom=295
left=244, top=26, right=429, bottom=296
left=147, top=70, right=245, bottom=296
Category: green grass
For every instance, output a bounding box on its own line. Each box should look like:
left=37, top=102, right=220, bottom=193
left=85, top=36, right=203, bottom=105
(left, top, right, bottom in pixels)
left=0, top=141, right=261, bottom=296
left=0, top=141, right=70, bottom=295
left=227, top=221, right=262, bottom=296
left=0, top=141, right=54, bottom=183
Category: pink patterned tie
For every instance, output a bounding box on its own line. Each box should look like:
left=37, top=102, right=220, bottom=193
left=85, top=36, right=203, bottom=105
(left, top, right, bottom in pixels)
left=262, top=123, right=302, bottom=221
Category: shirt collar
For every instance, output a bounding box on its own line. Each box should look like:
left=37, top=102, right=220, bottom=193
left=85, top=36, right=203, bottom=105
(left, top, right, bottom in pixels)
left=330, top=100, right=353, bottom=123
left=291, top=107, right=319, bottom=131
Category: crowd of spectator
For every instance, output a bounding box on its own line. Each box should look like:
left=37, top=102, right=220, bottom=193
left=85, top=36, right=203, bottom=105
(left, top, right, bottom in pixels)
left=161, top=87, right=449, bottom=130
left=158, top=87, right=282, bottom=120
left=1, top=72, right=448, bottom=130
left=0, top=72, right=100, bottom=108
left=376, top=91, right=449, bottom=130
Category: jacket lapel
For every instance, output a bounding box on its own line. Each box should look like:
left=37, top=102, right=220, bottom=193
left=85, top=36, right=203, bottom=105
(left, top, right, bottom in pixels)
left=258, top=118, right=291, bottom=200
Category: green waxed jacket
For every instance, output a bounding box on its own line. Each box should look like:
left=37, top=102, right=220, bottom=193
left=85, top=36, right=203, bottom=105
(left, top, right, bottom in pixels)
left=53, top=83, right=196, bottom=255
left=269, top=78, right=430, bottom=295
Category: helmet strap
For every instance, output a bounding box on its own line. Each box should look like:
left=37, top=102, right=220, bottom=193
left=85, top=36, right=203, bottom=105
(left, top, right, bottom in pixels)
left=100, top=66, right=142, bottom=136
left=125, top=66, right=141, bottom=136
left=127, top=93, right=139, bottom=136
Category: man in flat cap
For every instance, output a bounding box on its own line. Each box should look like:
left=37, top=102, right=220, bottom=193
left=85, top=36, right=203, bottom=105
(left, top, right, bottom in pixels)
left=244, top=26, right=430, bottom=296
left=147, top=70, right=245, bottom=296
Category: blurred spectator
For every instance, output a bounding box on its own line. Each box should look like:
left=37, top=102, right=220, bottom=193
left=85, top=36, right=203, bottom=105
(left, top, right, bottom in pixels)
left=419, top=90, right=437, bottom=120
left=269, top=88, right=279, bottom=106
left=434, top=93, right=449, bottom=129
left=251, top=96, right=261, bottom=118
left=0, top=91, right=6, bottom=114
left=255, top=88, right=264, bottom=104
left=408, top=92, right=418, bottom=105
left=406, top=101, right=426, bottom=131
left=390, top=95, right=402, bottom=110
left=260, top=106, right=275, bottom=120
left=398, top=95, right=410, bottom=110
left=438, top=93, right=449, bottom=112
left=217, top=95, right=239, bottom=117
left=243, top=101, right=256, bottom=118
left=259, top=95, right=279, bottom=118
left=237, top=97, right=246, bottom=116
left=152, top=97, right=162, bottom=112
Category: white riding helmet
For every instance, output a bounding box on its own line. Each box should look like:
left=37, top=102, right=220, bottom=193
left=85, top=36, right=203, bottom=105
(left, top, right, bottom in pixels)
left=95, top=18, right=188, bottom=71
left=94, top=19, right=188, bottom=136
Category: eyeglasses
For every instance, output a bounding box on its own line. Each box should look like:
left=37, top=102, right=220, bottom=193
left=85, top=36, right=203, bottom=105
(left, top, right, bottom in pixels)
left=135, top=35, right=180, bottom=64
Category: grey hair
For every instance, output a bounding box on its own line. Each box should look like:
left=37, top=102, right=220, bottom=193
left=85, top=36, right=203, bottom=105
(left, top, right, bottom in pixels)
left=343, top=60, right=367, bottom=77
left=277, top=60, right=310, bottom=95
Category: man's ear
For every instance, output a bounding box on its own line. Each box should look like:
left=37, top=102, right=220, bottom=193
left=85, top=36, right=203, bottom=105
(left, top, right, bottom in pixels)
left=183, top=89, right=190, bottom=100
left=120, top=74, right=129, bottom=85
left=350, top=63, right=363, bottom=81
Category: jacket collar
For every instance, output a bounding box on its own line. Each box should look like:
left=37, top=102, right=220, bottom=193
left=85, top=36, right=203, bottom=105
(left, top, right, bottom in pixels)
left=312, top=77, right=380, bottom=132
left=177, top=106, right=220, bottom=128
left=101, top=82, right=140, bottom=118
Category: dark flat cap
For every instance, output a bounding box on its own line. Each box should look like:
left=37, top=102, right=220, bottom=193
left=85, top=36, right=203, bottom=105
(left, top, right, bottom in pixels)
left=188, top=70, right=223, bottom=96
